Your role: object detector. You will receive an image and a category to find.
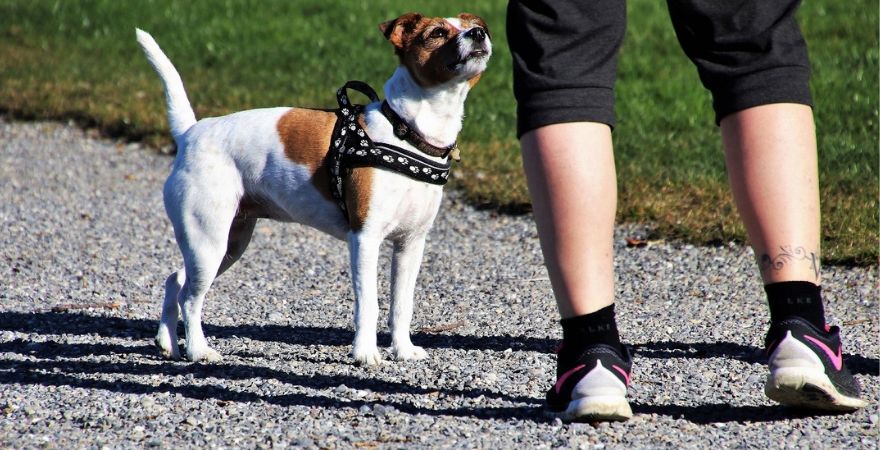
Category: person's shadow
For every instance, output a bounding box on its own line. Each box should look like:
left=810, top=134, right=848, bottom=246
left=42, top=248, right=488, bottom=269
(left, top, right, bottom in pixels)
left=0, top=311, right=874, bottom=423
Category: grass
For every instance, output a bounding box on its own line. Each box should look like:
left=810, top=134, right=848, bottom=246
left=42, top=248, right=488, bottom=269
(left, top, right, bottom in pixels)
left=0, top=0, right=876, bottom=265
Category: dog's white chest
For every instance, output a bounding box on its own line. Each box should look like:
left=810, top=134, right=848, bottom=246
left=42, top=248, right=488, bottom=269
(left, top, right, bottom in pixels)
left=364, top=168, right=444, bottom=237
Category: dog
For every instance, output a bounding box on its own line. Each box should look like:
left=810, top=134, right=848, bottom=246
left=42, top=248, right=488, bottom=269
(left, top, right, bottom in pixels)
left=135, top=12, right=491, bottom=365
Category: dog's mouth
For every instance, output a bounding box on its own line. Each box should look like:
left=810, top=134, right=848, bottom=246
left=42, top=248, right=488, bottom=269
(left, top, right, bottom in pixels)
left=446, top=50, right=489, bottom=72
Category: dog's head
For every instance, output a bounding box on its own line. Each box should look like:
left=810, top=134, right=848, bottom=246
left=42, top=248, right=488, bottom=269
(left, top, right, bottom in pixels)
left=379, top=12, right=491, bottom=87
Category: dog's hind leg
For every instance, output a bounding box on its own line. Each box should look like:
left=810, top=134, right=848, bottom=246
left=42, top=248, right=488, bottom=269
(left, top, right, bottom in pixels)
left=165, top=169, right=243, bottom=363
left=388, top=235, right=428, bottom=361
left=175, top=229, right=229, bottom=362
left=156, top=268, right=185, bottom=359
left=155, top=217, right=255, bottom=360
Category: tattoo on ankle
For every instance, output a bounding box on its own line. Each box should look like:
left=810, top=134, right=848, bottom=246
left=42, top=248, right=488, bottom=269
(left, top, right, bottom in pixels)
left=759, top=246, right=820, bottom=279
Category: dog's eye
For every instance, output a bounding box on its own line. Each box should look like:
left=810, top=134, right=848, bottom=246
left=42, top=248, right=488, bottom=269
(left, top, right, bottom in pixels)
left=429, top=28, right=447, bottom=39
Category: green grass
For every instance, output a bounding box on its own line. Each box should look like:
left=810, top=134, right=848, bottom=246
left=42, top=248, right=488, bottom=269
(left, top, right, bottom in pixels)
left=0, top=0, right=876, bottom=265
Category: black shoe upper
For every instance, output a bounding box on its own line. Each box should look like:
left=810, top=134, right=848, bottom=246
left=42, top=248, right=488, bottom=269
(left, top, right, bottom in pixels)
left=765, top=316, right=862, bottom=398
left=545, top=343, right=632, bottom=412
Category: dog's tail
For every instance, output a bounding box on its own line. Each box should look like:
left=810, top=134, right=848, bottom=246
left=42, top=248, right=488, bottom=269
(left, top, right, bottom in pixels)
left=135, top=28, right=197, bottom=141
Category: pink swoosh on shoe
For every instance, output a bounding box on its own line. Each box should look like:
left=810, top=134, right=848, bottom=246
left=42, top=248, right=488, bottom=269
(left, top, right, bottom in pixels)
left=803, top=335, right=843, bottom=371
left=554, top=364, right=586, bottom=394
left=612, top=365, right=631, bottom=386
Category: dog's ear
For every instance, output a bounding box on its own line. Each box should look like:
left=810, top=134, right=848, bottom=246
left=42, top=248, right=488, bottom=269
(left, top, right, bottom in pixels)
left=379, top=12, right=423, bottom=49
left=457, top=13, right=491, bottom=39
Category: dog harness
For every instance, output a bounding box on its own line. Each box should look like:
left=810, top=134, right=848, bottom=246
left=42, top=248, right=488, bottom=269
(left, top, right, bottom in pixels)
left=329, top=81, right=452, bottom=220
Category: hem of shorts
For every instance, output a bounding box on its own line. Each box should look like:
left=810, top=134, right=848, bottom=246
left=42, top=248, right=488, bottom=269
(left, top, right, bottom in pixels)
left=517, top=107, right=616, bottom=139
left=515, top=86, right=616, bottom=138
left=712, top=66, right=813, bottom=125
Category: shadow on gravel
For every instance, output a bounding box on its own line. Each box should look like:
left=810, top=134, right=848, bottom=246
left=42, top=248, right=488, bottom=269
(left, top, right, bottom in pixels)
left=1, top=311, right=878, bottom=376
left=0, top=357, right=543, bottom=421
left=1, top=311, right=876, bottom=423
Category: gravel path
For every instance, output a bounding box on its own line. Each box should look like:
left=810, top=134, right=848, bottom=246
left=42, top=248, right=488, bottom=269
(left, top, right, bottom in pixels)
left=0, top=120, right=877, bottom=449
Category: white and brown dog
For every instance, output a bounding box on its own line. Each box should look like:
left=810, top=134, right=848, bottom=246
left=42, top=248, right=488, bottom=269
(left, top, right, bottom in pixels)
left=135, top=12, right=491, bottom=365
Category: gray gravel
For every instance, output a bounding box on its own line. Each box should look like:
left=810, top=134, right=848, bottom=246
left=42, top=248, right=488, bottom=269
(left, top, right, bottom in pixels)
left=0, top=119, right=877, bottom=449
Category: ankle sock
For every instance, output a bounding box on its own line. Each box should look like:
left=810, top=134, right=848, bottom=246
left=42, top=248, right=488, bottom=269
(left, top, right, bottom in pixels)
left=560, top=304, right=622, bottom=354
left=765, top=281, right=826, bottom=329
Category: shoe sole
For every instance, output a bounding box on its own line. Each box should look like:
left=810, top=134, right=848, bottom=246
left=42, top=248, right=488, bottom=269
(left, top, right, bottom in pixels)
left=545, top=395, right=633, bottom=422
left=765, top=368, right=868, bottom=412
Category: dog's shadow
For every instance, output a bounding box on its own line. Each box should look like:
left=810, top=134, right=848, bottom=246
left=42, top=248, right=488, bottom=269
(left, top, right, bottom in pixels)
left=0, top=311, right=875, bottom=423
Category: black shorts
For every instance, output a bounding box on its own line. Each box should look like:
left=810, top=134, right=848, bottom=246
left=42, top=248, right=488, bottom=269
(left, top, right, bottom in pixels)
left=508, top=0, right=813, bottom=137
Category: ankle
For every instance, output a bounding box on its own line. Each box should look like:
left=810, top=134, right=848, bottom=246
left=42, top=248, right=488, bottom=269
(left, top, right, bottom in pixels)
left=559, top=304, right=623, bottom=354
left=765, top=281, right=826, bottom=329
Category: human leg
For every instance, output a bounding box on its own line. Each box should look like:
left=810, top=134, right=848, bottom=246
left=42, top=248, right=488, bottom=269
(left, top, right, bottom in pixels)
left=508, top=0, right=631, bottom=421
left=722, top=104, right=866, bottom=410
left=668, top=0, right=866, bottom=410
left=721, top=104, right=821, bottom=284
left=520, top=123, right=617, bottom=319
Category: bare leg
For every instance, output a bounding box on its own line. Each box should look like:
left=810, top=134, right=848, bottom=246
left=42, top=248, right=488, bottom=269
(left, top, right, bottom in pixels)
left=726, top=104, right=869, bottom=410
left=520, top=122, right=617, bottom=318
left=720, top=103, right=821, bottom=283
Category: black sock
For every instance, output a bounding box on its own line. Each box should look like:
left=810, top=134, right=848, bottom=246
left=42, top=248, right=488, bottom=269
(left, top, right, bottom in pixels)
left=765, top=281, right=826, bottom=329
left=560, top=304, right=622, bottom=354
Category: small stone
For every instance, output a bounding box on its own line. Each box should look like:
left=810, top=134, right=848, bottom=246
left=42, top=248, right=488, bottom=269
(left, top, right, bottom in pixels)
left=293, top=438, right=315, bottom=447
left=373, top=404, right=396, bottom=418
left=350, top=389, right=369, bottom=399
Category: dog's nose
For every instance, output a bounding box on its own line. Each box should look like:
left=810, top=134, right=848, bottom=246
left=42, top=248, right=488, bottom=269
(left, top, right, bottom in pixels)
left=465, top=27, right=486, bottom=42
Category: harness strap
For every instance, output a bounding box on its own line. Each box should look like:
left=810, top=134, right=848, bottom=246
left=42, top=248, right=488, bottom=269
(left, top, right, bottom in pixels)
left=328, top=81, right=452, bottom=223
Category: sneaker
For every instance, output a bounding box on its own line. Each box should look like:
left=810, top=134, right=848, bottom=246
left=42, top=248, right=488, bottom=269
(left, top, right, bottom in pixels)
left=545, top=343, right=633, bottom=421
left=764, top=317, right=867, bottom=411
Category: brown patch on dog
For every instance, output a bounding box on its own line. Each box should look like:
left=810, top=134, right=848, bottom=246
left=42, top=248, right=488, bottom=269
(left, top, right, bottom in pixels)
left=276, top=108, right=336, bottom=202
left=278, top=109, right=374, bottom=230
left=343, top=115, right=374, bottom=231
left=379, top=12, right=424, bottom=49
left=468, top=73, right=482, bottom=88
left=344, top=166, right=374, bottom=231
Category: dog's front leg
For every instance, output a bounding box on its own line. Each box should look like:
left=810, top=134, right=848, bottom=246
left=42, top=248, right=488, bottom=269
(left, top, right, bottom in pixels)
left=388, top=235, right=428, bottom=361
left=348, top=231, right=383, bottom=365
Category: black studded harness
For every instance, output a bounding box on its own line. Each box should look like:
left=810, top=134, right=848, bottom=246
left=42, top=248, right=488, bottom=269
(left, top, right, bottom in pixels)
left=329, top=81, right=452, bottom=220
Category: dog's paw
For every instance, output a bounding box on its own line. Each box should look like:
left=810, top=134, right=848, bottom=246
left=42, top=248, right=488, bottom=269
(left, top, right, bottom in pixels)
left=154, top=335, right=181, bottom=360
left=186, top=346, right=223, bottom=363
left=351, top=346, right=384, bottom=366
left=391, top=344, right=428, bottom=361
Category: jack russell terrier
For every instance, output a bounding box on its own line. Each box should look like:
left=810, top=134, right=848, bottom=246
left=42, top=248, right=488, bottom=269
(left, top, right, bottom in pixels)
left=135, top=12, right=491, bottom=365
